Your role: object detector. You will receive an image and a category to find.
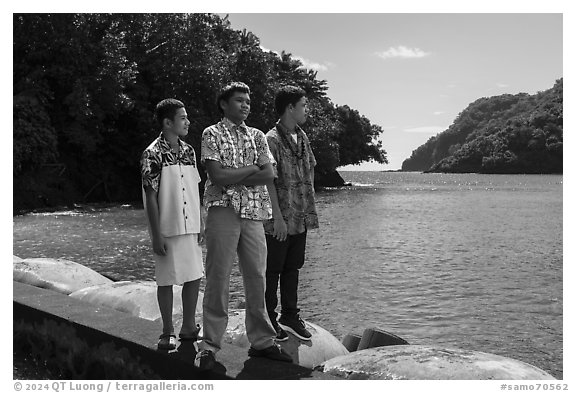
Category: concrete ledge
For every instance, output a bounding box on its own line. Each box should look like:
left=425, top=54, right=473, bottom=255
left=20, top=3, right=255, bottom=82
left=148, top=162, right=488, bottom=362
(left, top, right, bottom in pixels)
left=13, top=281, right=338, bottom=380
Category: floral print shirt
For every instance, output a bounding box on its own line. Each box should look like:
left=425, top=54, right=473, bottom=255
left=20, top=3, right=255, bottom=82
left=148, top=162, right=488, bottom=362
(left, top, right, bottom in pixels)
left=264, top=121, right=319, bottom=235
left=140, top=133, right=201, bottom=237
left=201, top=118, right=274, bottom=221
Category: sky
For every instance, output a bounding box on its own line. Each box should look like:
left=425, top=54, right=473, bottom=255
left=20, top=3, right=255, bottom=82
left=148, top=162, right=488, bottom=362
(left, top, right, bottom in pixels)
left=221, top=13, right=563, bottom=170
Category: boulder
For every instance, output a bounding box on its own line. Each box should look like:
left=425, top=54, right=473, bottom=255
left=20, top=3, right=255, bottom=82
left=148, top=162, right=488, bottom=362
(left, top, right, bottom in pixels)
left=205, top=310, right=348, bottom=368
left=13, top=257, right=112, bottom=295
left=278, top=320, right=349, bottom=368
left=69, top=280, right=203, bottom=321
left=318, top=345, right=556, bottom=380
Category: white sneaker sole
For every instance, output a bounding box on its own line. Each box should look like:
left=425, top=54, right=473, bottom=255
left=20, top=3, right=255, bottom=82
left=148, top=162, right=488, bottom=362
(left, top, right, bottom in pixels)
left=278, top=322, right=312, bottom=341
left=275, top=334, right=289, bottom=342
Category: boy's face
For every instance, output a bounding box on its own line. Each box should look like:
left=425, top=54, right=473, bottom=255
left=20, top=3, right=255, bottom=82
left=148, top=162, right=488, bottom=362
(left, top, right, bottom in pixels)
left=221, top=91, right=250, bottom=124
left=290, top=96, right=308, bottom=125
left=166, top=107, right=189, bottom=137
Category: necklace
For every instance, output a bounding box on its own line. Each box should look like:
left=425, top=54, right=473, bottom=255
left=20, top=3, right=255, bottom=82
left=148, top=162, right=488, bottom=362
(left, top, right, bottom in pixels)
left=221, top=120, right=257, bottom=167
left=278, top=123, right=305, bottom=160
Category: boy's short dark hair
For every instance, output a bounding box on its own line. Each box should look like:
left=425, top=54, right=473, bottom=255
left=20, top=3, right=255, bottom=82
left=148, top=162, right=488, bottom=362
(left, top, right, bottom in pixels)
left=216, top=82, right=250, bottom=114
left=275, top=85, right=306, bottom=116
left=155, top=98, right=185, bottom=128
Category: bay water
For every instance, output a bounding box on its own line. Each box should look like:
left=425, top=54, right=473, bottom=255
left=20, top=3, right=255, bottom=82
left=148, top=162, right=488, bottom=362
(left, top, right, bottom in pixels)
left=12, top=172, right=563, bottom=378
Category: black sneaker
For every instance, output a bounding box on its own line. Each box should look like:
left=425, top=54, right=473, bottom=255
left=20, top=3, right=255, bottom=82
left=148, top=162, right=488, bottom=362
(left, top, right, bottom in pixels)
left=275, top=325, right=289, bottom=342
left=248, top=343, right=293, bottom=363
left=194, top=349, right=216, bottom=370
left=278, top=316, right=312, bottom=341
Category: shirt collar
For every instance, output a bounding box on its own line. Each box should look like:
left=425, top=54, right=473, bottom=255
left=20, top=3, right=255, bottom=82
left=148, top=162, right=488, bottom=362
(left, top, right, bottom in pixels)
left=276, top=120, right=302, bottom=136
left=158, top=132, right=184, bottom=153
left=222, top=117, right=248, bottom=133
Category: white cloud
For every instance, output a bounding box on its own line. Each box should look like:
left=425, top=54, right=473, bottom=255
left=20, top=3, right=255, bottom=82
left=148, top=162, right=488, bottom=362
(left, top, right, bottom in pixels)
left=496, top=83, right=510, bottom=88
left=403, top=126, right=444, bottom=134
left=261, top=45, right=332, bottom=72
left=260, top=45, right=274, bottom=53
left=376, top=46, right=431, bottom=60
left=293, top=55, right=331, bottom=72
left=433, top=111, right=445, bottom=115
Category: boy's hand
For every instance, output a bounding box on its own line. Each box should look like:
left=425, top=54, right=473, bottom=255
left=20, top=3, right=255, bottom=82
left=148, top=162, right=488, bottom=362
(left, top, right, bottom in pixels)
left=273, top=219, right=288, bottom=242
left=198, top=225, right=205, bottom=245
left=152, top=236, right=168, bottom=256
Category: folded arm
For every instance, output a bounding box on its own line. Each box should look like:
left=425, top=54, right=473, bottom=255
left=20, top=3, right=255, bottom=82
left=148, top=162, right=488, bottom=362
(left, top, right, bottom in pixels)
left=240, top=163, right=275, bottom=185
left=204, top=160, right=260, bottom=186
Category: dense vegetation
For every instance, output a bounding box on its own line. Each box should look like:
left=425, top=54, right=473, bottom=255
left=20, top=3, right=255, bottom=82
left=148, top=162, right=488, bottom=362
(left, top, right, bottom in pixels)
left=13, top=13, right=387, bottom=213
left=401, top=79, right=563, bottom=173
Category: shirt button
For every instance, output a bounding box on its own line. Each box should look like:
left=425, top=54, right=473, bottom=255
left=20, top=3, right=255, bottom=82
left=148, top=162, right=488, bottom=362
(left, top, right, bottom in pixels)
left=184, top=201, right=187, bottom=204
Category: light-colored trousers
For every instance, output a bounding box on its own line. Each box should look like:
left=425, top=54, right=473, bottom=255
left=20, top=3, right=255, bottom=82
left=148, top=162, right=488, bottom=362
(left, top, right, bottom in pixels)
left=200, top=206, right=276, bottom=352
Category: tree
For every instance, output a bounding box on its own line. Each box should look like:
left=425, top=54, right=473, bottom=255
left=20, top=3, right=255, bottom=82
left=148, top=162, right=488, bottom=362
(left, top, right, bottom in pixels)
left=335, top=105, right=387, bottom=166
left=13, top=13, right=389, bottom=212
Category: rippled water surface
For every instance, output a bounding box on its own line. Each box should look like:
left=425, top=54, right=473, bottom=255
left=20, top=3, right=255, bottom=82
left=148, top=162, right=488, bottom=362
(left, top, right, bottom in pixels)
left=13, top=172, right=563, bottom=378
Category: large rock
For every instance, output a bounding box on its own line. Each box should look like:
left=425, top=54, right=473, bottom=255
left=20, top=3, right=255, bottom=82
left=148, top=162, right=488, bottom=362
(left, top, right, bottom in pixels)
left=69, top=280, right=203, bottom=321
left=314, top=169, right=347, bottom=188
left=278, top=320, right=349, bottom=368
left=13, top=257, right=112, bottom=295
left=207, top=310, right=348, bottom=368
left=318, top=345, right=556, bottom=380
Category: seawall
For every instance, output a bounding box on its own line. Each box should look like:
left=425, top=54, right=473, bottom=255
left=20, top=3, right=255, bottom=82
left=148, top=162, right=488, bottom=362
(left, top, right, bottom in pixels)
left=13, top=281, right=340, bottom=380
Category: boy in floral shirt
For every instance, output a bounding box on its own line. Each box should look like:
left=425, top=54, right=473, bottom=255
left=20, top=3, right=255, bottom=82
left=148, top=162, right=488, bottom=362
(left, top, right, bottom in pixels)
left=195, top=82, right=292, bottom=370
left=141, top=98, right=204, bottom=351
left=264, top=86, right=318, bottom=342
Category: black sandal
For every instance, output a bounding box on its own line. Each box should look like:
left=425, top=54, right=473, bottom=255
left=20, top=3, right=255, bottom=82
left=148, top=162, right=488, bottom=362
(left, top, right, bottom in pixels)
left=158, top=333, right=177, bottom=350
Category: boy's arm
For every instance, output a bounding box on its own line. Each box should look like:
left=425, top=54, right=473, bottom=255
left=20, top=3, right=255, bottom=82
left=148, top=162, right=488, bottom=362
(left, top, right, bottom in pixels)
left=240, top=131, right=276, bottom=185
left=204, top=160, right=260, bottom=186
left=198, top=204, right=206, bottom=244
left=144, top=185, right=167, bottom=256
left=266, top=177, right=288, bottom=241
left=240, top=163, right=275, bottom=185
left=261, top=136, right=287, bottom=239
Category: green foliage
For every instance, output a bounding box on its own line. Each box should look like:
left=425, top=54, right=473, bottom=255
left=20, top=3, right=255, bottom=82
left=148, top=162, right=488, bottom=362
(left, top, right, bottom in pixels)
left=335, top=105, right=388, bottom=166
left=13, top=98, right=58, bottom=175
left=13, top=319, right=159, bottom=379
left=13, top=13, right=387, bottom=211
left=401, top=79, right=563, bottom=173
left=305, top=100, right=341, bottom=174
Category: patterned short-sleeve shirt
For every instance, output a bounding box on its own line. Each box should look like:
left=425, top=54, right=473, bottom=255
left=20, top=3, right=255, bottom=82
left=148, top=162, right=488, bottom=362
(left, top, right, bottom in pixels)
left=264, top=121, right=319, bottom=235
left=201, top=117, right=274, bottom=221
left=141, top=133, right=201, bottom=237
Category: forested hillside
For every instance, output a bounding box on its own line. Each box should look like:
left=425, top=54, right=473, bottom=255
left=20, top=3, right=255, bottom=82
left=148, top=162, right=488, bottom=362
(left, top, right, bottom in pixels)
left=401, top=79, right=562, bottom=173
left=13, top=13, right=387, bottom=213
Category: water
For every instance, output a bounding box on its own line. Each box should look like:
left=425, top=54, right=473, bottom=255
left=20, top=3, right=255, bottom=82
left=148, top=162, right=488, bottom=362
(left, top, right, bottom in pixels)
left=12, top=172, right=563, bottom=378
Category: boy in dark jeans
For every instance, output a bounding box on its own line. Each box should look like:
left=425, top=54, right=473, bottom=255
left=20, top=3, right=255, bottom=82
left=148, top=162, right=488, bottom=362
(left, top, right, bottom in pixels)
left=264, top=86, right=318, bottom=341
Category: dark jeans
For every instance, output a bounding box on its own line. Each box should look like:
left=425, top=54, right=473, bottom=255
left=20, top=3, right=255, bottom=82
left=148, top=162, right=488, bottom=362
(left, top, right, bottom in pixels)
left=265, top=231, right=307, bottom=325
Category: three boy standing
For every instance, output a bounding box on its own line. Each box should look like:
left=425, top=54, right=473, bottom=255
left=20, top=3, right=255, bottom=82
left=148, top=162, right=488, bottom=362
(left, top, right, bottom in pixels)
left=141, top=83, right=317, bottom=371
